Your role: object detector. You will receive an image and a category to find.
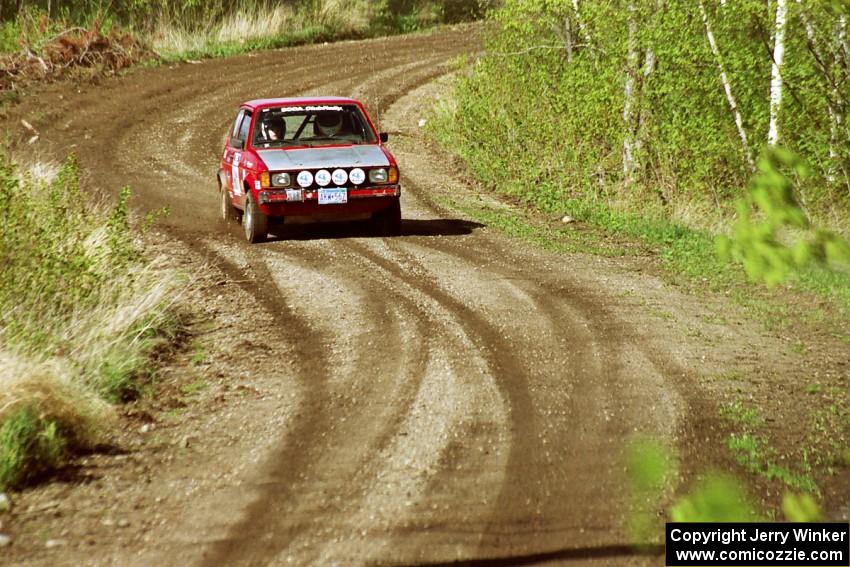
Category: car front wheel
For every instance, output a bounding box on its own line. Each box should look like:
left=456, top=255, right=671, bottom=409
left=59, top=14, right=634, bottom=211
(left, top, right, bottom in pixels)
left=243, top=193, right=268, bottom=243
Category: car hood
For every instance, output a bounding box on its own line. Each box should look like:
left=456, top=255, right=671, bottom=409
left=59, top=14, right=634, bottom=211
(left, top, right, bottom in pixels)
left=256, top=145, right=390, bottom=170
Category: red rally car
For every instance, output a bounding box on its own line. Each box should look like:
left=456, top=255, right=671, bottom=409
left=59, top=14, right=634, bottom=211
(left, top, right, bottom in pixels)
left=218, top=97, right=402, bottom=243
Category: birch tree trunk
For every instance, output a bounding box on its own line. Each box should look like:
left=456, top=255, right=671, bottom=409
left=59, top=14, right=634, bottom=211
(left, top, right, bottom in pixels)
left=699, top=0, right=753, bottom=166
left=767, top=0, right=788, bottom=146
left=797, top=1, right=841, bottom=179
left=571, top=0, right=592, bottom=45
left=563, top=16, right=573, bottom=63
left=622, top=0, right=639, bottom=181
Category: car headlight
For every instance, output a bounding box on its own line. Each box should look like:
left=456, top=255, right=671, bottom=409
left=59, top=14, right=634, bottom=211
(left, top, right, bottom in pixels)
left=369, top=168, right=388, bottom=183
left=368, top=167, right=398, bottom=184
left=272, top=172, right=291, bottom=187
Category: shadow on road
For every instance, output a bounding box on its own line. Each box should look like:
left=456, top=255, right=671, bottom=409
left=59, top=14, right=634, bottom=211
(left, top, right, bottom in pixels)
left=398, top=543, right=665, bottom=566
left=263, top=218, right=484, bottom=242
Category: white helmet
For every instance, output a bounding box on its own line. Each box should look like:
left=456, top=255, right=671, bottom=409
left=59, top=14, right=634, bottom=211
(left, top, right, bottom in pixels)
left=315, top=111, right=342, bottom=137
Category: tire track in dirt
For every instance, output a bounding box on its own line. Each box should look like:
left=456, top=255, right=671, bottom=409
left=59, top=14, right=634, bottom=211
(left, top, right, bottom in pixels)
left=282, top=239, right=510, bottom=565
left=370, top=75, right=686, bottom=561
left=179, top=230, right=510, bottom=565
left=182, top=52, right=490, bottom=565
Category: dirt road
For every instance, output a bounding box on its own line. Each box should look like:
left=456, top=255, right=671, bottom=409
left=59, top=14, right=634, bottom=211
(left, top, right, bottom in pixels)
left=5, top=26, right=792, bottom=566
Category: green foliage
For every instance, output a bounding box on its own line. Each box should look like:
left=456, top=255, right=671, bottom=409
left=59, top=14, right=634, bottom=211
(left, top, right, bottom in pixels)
left=0, top=407, right=66, bottom=489
left=782, top=493, right=823, bottom=522
left=726, top=433, right=819, bottom=494
left=0, top=154, right=135, bottom=350
left=623, top=437, right=678, bottom=543
left=718, top=149, right=850, bottom=287
left=720, top=400, right=764, bottom=429
left=625, top=437, right=678, bottom=493
left=0, top=1, right=490, bottom=57
left=670, top=473, right=760, bottom=522
left=0, top=152, right=178, bottom=488
left=623, top=441, right=826, bottom=526
left=431, top=0, right=850, bottom=243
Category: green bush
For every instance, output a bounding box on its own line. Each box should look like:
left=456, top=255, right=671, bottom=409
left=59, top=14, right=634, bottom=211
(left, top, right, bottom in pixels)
left=431, top=0, right=850, bottom=229
left=0, top=407, right=66, bottom=488
left=0, top=153, right=177, bottom=489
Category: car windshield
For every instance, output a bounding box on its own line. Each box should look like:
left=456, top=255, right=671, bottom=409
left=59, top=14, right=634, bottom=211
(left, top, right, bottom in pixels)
left=252, top=104, right=377, bottom=148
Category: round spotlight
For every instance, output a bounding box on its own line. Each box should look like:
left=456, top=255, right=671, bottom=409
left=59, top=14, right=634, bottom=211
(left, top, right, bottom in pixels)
left=332, top=168, right=348, bottom=186
left=297, top=170, right=313, bottom=188
left=315, top=169, right=331, bottom=187
left=349, top=168, right=366, bottom=185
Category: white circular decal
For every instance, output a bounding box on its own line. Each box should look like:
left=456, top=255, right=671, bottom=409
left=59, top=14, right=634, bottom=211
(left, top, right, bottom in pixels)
left=332, top=168, right=348, bottom=186
left=315, top=169, right=331, bottom=187
left=349, top=168, right=366, bottom=185
left=297, top=170, right=313, bottom=188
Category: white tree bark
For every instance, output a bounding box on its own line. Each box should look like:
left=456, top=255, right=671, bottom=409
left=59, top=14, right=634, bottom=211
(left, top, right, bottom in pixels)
left=797, top=1, right=841, bottom=177
left=622, top=0, right=639, bottom=180
left=699, top=0, right=753, bottom=166
left=767, top=0, right=788, bottom=146
left=563, top=16, right=573, bottom=63
left=571, top=0, right=592, bottom=45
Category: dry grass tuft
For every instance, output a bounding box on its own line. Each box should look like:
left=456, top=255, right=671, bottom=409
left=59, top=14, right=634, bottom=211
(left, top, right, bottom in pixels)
left=215, top=6, right=295, bottom=43
left=150, top=0, right=374, bottom=58
left=0, top=349, right=113, bottom=447
left=0, top=154, right=181, bottom=488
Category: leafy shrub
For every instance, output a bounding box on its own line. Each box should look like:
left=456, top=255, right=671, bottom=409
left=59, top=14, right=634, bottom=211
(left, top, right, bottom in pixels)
left=0, top=408, right=66, bottom=488
left=431, top=0, right=850, bottom=230
left=0, top=153, right=177, bottom=489
left=718, top=149, right=850, bottom=287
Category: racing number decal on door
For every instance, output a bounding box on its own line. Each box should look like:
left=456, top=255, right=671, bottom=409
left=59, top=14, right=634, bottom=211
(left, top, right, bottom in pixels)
left=232, top=152, right=242, bottom=196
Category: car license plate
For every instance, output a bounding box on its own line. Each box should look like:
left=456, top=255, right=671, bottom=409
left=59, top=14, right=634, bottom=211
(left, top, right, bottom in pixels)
left=318, top=187, right=347, bottom=205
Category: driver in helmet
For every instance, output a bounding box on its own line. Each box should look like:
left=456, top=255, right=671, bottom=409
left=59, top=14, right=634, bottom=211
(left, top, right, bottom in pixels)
left=314, top=111, right=343, bottom=137
left=264, top=116, right=286, bottom=141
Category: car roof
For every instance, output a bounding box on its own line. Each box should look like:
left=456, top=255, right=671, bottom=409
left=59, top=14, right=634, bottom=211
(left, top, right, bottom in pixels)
left=243, top=96, right=361, bottom=110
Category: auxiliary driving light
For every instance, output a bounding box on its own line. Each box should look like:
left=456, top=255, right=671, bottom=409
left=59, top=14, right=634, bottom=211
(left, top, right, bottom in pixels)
left=315, top=169, right=332, bottom=186
left=332, top=169, right=348, bottom=186
left=297, top=170, right=313, bottom=188
left=349, top=168, right=366, bottom=185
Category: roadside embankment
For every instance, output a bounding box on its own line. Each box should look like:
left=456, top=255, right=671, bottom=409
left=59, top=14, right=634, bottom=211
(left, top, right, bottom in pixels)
left=0, top=154, right=180, bottom=490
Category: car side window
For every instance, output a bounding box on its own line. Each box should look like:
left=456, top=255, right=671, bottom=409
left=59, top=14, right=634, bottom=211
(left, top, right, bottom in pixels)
left=236, top=110, right=252, bottom=143
left=231, top=110, right=245, bottom=140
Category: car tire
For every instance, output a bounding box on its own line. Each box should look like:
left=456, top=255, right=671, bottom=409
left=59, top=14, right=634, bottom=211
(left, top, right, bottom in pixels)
left=220, top=187, right=238, bottom=223
left=243, top=193, right=268, bottom=243
left=373, top=198, right=402, bottom=237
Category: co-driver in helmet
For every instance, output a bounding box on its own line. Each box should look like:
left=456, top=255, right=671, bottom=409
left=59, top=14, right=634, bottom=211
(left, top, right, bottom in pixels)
left=314, top=111, right=343, bottom=137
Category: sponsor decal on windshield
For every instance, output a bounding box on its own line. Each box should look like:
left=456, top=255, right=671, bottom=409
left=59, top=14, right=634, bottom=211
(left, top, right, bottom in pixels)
left=275, top=105, right=344, bottom=113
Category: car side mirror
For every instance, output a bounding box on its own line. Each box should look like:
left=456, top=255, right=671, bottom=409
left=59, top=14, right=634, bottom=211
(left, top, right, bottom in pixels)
left=230, top=137, right=245, bottom=150
left=379, top=132, right=389, bottom=143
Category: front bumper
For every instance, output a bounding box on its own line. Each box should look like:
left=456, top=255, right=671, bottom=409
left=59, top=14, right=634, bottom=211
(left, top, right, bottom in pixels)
left=256, top=185, right=400, bottom=217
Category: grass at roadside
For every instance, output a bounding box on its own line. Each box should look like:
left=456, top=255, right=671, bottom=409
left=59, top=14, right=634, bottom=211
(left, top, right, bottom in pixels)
left=1, top=1, right=479, bottom=85
left=0, top=153, right=181, bottom=489
left=146, top=1, right=445, bottom=62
